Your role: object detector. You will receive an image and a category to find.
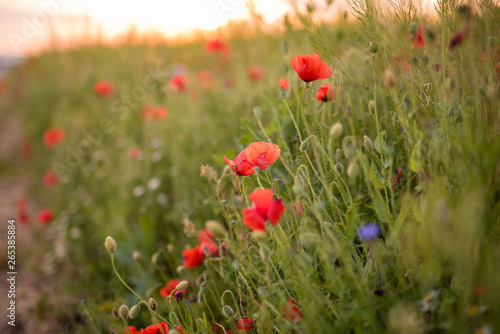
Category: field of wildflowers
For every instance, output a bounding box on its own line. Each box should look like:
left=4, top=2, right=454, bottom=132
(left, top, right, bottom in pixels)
left=1, top=1, right=500, bottom=333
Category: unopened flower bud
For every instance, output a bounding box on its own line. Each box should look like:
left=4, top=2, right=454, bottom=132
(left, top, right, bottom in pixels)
left=280, top=87, right=287, bottom=98
left=104, top=236, right=116, bottom=253
left=329, top=122, right=343, bottom=139
left=232, top=260, right=241, bottom=270
left=149, top=298, right=157, bottom=311
left=253, top=106, right=262, bottom=119
left=282, top=41, right=289, bottom=54
left=175, top=281, right=189, bottom=291
left=222, top=305, right=234, bottom=318
left=383, top=69, right=397, bottom=88
left=292, top=184, right=304, bottom=197
left=409, top=22, right=418, bottom=35
left=253, top=166, right=260, bottom=175
left=300, top=140, right=309, bottom=152
left=129, top=304, right=140, bottom=319
left=112, top=308, right=119, bottom=318
left=347, top=160, right=359, bottom=178
left=151, top=251, right=160, bottom=265
left=336, top=149, right=342, bottom=162
left=363, top=135, right=374, bottom=151
left=368, top=100, right=375, bottom=113
left=132, top=251, right=142, bottom=263
left=335, top=162, right=344, bottom=174
left=251, top=232, right=267, bottom=243
left=205, top=220, right=227, bottom=238
left=199, top=284, right=207, bottom=293
left=118, top=305, right=129, bottom=319
left=369, top=41, right=378, bottom=54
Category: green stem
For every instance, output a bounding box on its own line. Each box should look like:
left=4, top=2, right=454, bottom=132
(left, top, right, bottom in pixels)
left=306, top=83, right=325, bottom=148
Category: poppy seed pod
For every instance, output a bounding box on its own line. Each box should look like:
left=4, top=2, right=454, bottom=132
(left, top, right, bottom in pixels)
left=129, top=305, right=140, bottom=319
left=253, top=106, right=262, bottom=119
left=335, top=162, right=344, bottom=174
left=104, top=236, right=116, bottom=253
left=329, top=122, right=343, bottom=139
left=118, top=305, right=129, bottom=319
left=149, top=297, right=157, bottom=311
left=369, top=41, right=378, bottom=54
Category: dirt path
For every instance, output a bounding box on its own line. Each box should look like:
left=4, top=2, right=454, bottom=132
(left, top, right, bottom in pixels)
left=0, top=113, right=64, bottom=333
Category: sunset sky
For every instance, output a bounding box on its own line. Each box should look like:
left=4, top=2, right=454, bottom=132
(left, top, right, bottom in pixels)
left=0, top=0, right=303, bottom=57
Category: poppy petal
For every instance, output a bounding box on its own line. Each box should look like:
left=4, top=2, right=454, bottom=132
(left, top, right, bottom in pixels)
left=243, top=207, right=267, bottom=231
left=248, top=188, right=274, bottom=216
left=267, top=199, right=284, bottom=225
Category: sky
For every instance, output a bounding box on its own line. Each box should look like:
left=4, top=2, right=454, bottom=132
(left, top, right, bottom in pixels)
left=0, top=0, right=300, bottom=57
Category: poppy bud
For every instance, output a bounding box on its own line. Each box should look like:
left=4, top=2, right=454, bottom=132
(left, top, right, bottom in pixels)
left=198, top=290, right=205, bottom=303
left=329, top=122, right=343, bottom=139
left=368, top=100, right=375, bottom=113
left=280, top=87, right=287, bottom=98
left=253, top=106, right=262, bottom=119
left=149, top=297, right=157, bottom=311
left=205, top=220, right=227, bottom=238
left=251, top=232, right=267, bottom=243
left=253, top=166, right=261, bottom=175
left=175, top=281, right=189, bottom=291
left=347, top=160, right=359, bottom=178
left=104, top=236, right=116, bottom=253
left=222, top=305, right=234, bottom=318
left=383, top=69, right=397, bottom=88
left=112, top=308, right=119, bottom=318
left=369, top=41, right=378, bottom=54
left=232, top=260, right=241, bottom=270
left=132, top=251, right=142, bottom=263
left=151, top=251, right=160, bottom=265
left=282, top=41, right=289, bottom=54
left=336, top=149, right=342, bottom=163
left=118, top=305, right=129, bottom=319
left=489, top=36, right=496, bottom=47
left=363, top=135, right=374, bottom=151
left=292, top=184, right=305, bottom=197
left=300, top=140, right=309, bottom=152
left=335, top=162, right=343, bottom=174
left=409, top=22, right=418, bottom=35
left=129, top=304, right=140, bottom=319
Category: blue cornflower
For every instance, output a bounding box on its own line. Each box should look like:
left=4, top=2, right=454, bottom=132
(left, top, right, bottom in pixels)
left=358, top=223, right=381, bottom=241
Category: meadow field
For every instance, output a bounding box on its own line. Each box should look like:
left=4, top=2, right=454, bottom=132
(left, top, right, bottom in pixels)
left=1, top=1, right=500, bottom=333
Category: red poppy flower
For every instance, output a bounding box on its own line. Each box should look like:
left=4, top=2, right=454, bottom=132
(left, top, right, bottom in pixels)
left=37, top=208, right=53, bottom=225
left=42, top=170, right=59, bottom=188
left=183, top=245, right=204, bottom=268
left=284, top=299, right=302, bottom=323
left=43, top=127, right=65, bottom=149
left=0, top=80, right=8, bottom=96
left=141, top=106, right=168, bottom=120
left=144, top=322, right=168, bottom=334
left=129, top=146, right=142, bottom=160
left=176, top=325, right=185, bottom=334
left=17, top=199, right=31, bottom=225
left=249, top=66, right=265, bottom=82
left=169, top=74, right=189, bottom=93
left=291, top=54, right=332, bottom=82
left=125, top=326, right=143, bottom=334
left=242, top=188, right=284, bottom=232
left=393, top=50, right=411, bottom=72
left=449, top=31, right=464, bottom=49
left=205, top=39, right=231, bottom=53
left=279, top=77, right=289, bottom=90
left=198, top=229, right=219, bottom=257
left=410, top=27, right=426, bottom=48
left=224, top=142, right=281, bottom=176
left=198, top=70, right=217, bottom=89
left=94, top=80, right=114, bottom=98
left=237, top=318, right=254, bottom=333
left=21, top=139, right=33, bottom=160
left=316, top=84, right=334, bottom=102
left=160, top=279, right=188, bottom=298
